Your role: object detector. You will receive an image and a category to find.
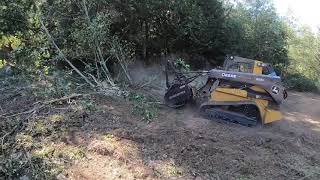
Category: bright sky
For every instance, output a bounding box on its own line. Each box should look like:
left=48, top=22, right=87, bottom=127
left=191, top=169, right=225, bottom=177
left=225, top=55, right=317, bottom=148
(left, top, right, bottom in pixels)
left=274, top=0, right=320, bottom=31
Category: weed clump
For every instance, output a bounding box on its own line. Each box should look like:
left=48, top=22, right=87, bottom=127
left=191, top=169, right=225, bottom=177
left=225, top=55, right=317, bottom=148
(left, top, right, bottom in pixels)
left=128, top=92, right=159, bottom=122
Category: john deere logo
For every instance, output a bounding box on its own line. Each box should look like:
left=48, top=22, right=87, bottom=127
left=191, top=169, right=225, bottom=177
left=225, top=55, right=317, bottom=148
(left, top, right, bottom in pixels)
left=272, top=86, right=280, bottom=95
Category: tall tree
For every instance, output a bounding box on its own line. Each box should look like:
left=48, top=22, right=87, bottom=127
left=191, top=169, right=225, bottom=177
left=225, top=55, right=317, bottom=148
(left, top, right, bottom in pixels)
left=225, top=0, right=288, bottom=70
left=109, top=0, right=228, bottom=61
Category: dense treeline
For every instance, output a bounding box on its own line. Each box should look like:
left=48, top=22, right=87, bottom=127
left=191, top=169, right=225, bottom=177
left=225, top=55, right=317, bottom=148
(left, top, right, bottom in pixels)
left=286, top=24, right=320, bottom=91
left=0, top=0, right=319, bottom=91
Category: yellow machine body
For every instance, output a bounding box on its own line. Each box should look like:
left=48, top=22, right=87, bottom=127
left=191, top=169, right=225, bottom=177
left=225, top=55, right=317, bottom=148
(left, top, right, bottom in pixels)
left=208, top=58, right=283, bottom=124
left=210, top=87, right=282, bottom=124
left=253, top=60, right=263, bottom=74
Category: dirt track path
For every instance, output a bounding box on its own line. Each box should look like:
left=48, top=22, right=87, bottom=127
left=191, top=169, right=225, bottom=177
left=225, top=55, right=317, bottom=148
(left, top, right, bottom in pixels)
left=177, top=91, right=320, bottom=179
left=282, top=92, right=320, bottom=134
left=149, top=91, right=320, bottom=179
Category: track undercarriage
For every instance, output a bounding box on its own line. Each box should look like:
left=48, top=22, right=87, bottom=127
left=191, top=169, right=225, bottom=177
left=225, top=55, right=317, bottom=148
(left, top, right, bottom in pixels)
left=199, top=102, right=260, bottom=126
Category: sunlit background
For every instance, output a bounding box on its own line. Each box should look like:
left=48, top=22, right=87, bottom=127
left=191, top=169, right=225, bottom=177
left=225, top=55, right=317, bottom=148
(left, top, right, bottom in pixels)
left=275, top=0, right=320, bottom=31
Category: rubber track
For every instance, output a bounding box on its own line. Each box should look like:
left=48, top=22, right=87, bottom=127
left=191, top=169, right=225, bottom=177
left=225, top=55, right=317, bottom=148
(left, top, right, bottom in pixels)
left=200, top=106, right=258, bottom=127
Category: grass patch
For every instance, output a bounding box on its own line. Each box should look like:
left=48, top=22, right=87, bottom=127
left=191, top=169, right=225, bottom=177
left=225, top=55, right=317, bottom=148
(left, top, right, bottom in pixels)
left=33, top=144, right=86, bottom=161
left=152, top=161, right=184, bottom=178
left=80, top=98, right=97, bottom=112
left=128, top=92, right=159, bottom=122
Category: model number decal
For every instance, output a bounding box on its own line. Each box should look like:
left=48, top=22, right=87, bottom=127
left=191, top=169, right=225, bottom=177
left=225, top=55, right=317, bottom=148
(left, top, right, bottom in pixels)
left=222, top=73, right=237, bottom=78
left=256, top=78, right=265, bottom=82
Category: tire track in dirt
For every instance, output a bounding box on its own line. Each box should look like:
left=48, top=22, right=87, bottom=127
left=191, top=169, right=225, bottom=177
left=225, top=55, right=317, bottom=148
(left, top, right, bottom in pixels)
left=171, top=91, right=320, bottom=179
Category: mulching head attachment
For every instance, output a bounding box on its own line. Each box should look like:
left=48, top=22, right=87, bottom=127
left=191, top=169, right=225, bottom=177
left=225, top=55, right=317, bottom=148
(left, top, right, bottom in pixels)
left=164, top=61, right=204, bottom=108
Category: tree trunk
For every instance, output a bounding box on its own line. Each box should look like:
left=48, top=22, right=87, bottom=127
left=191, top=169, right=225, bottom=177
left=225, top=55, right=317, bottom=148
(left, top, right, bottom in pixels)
left=142, top=20, right=149, bottom=62
left=40, top=18, right=96, bottom=88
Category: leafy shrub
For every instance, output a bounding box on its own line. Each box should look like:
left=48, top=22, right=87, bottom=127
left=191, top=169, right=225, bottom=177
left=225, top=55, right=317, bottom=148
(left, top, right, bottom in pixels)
left=32, top=70, right=82, bottom=99
left=284, top=73, right=319, bottom=92
left=175, top=58, right=191, bottom=71
left=128, top=92, right=159, bottom=122
left=80, top=98, right=97, bottom=112
left=0, top=153, right=60, bottom=179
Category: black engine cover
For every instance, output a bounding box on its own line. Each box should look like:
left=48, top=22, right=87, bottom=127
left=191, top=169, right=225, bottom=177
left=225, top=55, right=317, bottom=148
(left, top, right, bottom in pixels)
left=164, top=84, right=193, bottom=108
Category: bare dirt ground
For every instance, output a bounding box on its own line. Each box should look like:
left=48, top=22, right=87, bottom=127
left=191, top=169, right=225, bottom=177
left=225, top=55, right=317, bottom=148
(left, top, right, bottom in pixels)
left=64, top=91, right=320, bottom=180
left=1, top=76, right=320, bottom=180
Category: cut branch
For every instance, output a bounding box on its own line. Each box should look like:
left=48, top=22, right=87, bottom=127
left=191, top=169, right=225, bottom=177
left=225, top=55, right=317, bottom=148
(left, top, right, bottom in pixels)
left=0, top=94, right=85, bottom=118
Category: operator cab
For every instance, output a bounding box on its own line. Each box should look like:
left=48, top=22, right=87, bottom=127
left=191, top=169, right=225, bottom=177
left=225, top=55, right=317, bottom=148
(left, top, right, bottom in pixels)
left=224, top=55, right=279, bottom=77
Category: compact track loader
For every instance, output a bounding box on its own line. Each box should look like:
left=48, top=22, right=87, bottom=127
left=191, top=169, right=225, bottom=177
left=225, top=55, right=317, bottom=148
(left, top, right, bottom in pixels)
left=164, top=55, right=288, bottom=126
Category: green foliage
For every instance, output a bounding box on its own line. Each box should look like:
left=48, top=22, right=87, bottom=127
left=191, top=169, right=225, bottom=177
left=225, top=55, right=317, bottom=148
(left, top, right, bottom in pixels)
left=0, top=0, right=48, bottom=73
left=284, top=15, right=320, bottom=92
left=285, top=73, right=319, bottom=92
left=225, top=0, right=289, bottom=68
left=39, top=0, right=132, bottom=84
left=0, top=0, right=319, bottom=92
left=175, top=58, right=191, bottom=71
left=0, top=153, right=60, bottom=180
left=0, top=59, right=5, bottom=68
left=33, top=71, right=77, bottom=99
left=287, top=26, right=320, bottom=78
left=128, top=92, right=159, bottom=122
left=0, top=0, right=36, bottom=35
left=80, top=98, right=97, bottom=112
left=109, top=0, right=228, bottom=59
left=0, top=0, right=290, bottom=76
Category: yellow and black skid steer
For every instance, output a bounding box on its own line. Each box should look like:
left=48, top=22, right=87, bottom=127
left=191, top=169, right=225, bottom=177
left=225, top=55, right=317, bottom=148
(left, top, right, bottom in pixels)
left=164, top=55, right=288, bottom=126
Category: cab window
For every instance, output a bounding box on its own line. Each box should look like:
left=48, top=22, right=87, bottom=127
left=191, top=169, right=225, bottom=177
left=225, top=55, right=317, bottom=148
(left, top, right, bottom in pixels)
left=262, top=65, right=277, bottom=76
left=228, top=63, right=252, bottom=73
